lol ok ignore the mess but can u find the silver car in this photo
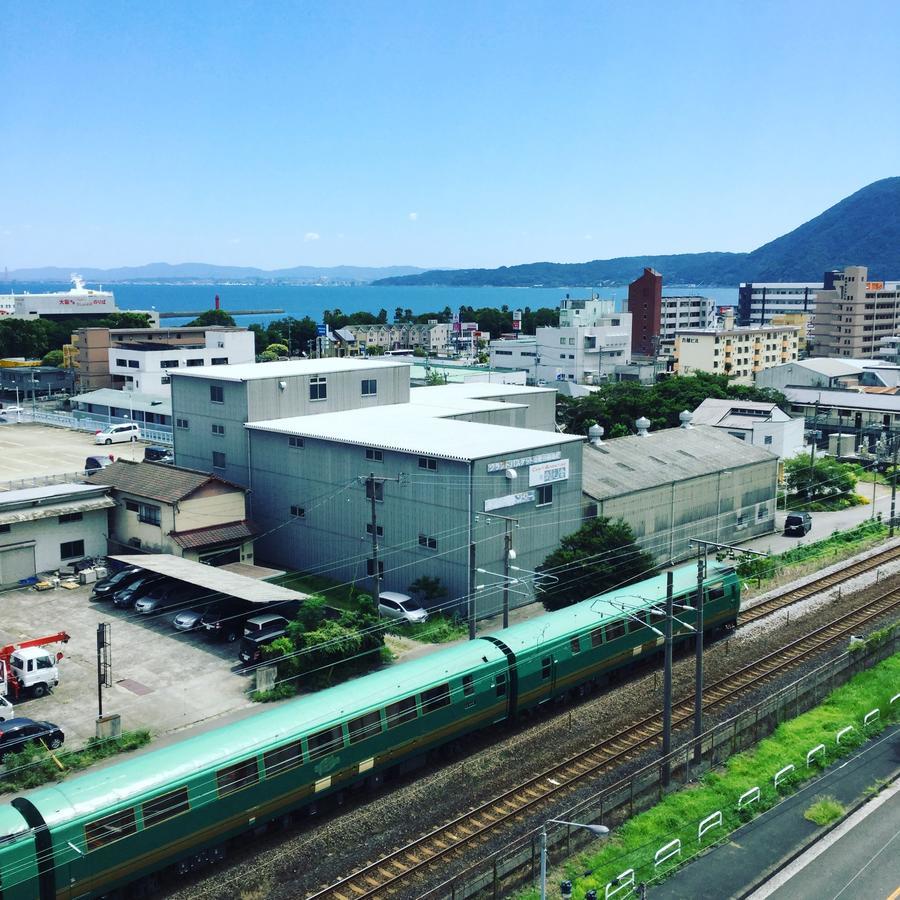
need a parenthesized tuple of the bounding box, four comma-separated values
(172, 608, 206, 632)
(378, 591, 428, 624)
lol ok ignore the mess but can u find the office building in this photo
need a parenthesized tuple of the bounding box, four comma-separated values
(627, 267, 663, 355)
(737, 279, 824, 328)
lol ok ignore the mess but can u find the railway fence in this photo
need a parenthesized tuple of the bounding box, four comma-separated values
(423, 629, 900, 900)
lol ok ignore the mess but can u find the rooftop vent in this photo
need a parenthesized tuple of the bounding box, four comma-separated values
(588, 423, 604, 446)
(636, 416, 650, 437)
(680, 410, 694, 429)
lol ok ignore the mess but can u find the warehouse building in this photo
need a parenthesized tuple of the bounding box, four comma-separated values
(582, 424, 778, 564)
(246, 405, 584, 613)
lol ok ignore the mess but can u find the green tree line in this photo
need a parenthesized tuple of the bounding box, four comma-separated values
(0, 312, 152, 361)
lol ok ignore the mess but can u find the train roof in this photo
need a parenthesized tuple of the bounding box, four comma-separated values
(485, 562, 735, 656)
(21, 639, 508, 826)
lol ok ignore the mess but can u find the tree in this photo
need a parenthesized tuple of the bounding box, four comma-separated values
(41, 349, 64, 367)
(186, 309, 236, 327)
(538, 517, 655, 611)
(784, 455, 858, 504)
(265, 343, 289, 356)
(408, 575, 447, 606)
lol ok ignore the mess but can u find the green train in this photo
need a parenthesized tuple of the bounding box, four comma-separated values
(0, 562, 739, 899)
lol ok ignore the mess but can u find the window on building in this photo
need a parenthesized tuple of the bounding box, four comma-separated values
(365, 448, 383, 462)
(216, 759, 259, 797)
(418, 456, 437, 471)
(210, 385, 224, 403)
(124, 499, 139, 512)
(289, 436, 303, 448)
(536, 484, 553, 507)
(0, 524, 10, 534)
(176, 417, 189, 429)
(290, 505, 305, 518)
(309, 376, 327, 401)
(115, 358, 127, 367)
(212, 451, 226, 469)
(361, 379, 377, 396)
(160, 376, 171, 386)
(139, 504, 161, 526)
(418, 534, 437, 550)
(211, 357, 228, 365)
(160, 359, 179, 369)
(186, 359, 203, 367)
(365, 480, 384, 501)
(366, 558, 384, 576)
(366, 523, 384, 536)
(60, 539, 85, 560)
(211, 423, 225, 436)
(764, 435, 773, 445)
(58, 512, 83, 524)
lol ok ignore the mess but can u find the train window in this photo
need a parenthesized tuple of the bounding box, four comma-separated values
(570, 636, 581, 654)
(85, 808, 137, 850)
(216, 759, 259, 797)
(263, 740, 304, 777)
(349, 711, 382, 744)
(463, 674, 475, 696)
(141, 787, 190, 829)
(386, 696, 418, 728)
(496, 672, 507, 697)
(590, 628, 603, 648)
(706, 582, 725, 603)
(541, 657, 552, 679)
(605, 620, 626, 641)
(308, 726, 344, 760)
(628, 612, 648, 634)
(421, 683, 451, 714)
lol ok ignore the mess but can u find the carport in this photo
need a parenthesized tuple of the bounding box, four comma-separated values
(109, 554, 310, 604)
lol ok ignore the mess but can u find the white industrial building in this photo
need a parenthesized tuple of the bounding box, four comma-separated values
(690, 399, 806, 458)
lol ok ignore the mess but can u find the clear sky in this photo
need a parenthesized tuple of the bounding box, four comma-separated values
(2, 0, 899, 271)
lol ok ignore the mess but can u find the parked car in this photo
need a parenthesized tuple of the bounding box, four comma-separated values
(91, 566, 142, 601)
(0, 718, 64, 762)
(0, 405, 24, 420)
(172, 605, 212, 633)
(200, 597, 256, 642)
(112, 573, 162, 609)
(95, 423, 140, 445)
(378, 591, 428, 624)
(783, 512, 812, 536)
(0, 696, 15, 723)
(134, 581, 206, 616)
(238, 615, 290, 667)
(84, 454, 115, 474)
(143, 445, 174, 464)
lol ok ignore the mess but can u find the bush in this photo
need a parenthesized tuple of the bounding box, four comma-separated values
(804, 796, 844, 825)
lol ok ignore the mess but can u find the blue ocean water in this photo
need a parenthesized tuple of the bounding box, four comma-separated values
(0, 282, 739, 327)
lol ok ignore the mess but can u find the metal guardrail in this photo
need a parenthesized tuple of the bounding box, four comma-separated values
(0, 471, 87, 492)
(26, 410, 173, 445)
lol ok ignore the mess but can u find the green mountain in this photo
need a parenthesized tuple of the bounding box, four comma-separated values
(374, 177, 900, 287)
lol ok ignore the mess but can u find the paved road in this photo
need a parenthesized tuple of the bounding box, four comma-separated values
(751, 778, 900, 900)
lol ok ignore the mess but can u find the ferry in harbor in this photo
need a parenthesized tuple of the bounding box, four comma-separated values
(0, 274, 118, 319)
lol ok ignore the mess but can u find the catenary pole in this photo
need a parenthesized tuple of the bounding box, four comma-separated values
(662, 570, 673, 786)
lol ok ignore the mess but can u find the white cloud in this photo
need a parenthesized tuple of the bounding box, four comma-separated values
(408, 212, 418, 221)
(304, 232, 320, 242)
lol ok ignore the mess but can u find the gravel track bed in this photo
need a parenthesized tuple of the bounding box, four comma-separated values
(169, 574, 900, 900)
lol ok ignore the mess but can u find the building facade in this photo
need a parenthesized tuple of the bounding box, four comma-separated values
(737, 279, 824, 329)
(627, 267, 663, 356)
(689, 399, 806, 458)
(660, 296, 716, 341)
(346, 322, 451, 354)
(70, 388, 173, 432)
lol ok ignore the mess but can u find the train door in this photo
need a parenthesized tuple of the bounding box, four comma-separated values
(540, 654, 558, 701)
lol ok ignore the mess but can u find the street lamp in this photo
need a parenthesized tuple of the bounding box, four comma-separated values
(540, 819, 609, 900)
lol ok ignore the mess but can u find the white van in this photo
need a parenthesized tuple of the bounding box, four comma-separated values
(95, 423, 141, 445)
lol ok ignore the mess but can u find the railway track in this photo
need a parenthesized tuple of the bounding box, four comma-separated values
(311, 588, 900, 899)
(739, 540, 900, 626)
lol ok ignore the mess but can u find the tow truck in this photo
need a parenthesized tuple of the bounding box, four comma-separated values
(0, 632, 70, 700)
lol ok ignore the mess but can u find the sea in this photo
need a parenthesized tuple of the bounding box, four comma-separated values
(0, 282, 740, 328)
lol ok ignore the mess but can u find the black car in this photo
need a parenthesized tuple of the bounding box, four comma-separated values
(202, 598, 299, 643)
(91, 566, 143, 601)
(84, 454, 115, 475)
(112, 573, 164, 609)
(144, 446, 174, 464)
(238, 615, 291, 666)
(784, 512, 812, 536)
(0, 718, 65, 762)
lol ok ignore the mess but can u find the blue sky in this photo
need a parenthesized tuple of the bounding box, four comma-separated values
(2, 0, 899, 270)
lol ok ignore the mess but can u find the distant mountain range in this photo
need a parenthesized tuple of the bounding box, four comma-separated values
(374, 177, 900, 287)
(3, 263, 428, 284)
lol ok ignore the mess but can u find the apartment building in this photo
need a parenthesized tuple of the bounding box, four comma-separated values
(812, 265, 900, 359)
(737, 280, 824, 329)
(346, 322, 450, 354)
(627, 267, 663, 355)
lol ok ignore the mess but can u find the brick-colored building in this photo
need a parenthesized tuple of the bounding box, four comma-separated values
(627, 267, 663, 356)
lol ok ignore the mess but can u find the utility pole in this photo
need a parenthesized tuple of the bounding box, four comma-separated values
(362, 472, 404, 601)
(503, 526, 513, 629)
(891, 433, 898, 538)
(96, 622, 111, 719)
(662, 570, 673, 786)
(468, 541, 477, 640)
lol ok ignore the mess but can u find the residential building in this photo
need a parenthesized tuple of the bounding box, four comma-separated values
(673, 314, 799, 384)
(660, 296, 716, 343)
(0, 483, 114, 586)
(582, 424, 778, 564)
(86, 460, 255, 564)
(813, 265, 900, 359)
(169, 358, 413, 487)
(627, 267, 663, 355)
(488, 336, 539, 378)
(689, 399, 805, 458)
(346, 322, 451, 354)
(737, 279, 824, 329)
(70, 388, 172, 432)
(246, 404, 584, 610)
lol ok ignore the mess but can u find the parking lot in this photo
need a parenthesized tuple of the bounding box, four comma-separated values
(0, 421, 150, 482)
(0, 579, 254, 747)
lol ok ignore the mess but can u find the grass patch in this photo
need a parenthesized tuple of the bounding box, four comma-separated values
(738, 520, 888, 597)
(804, 795, 844, 825)
(389, 614, 468, 644)
(266, 570, 361, 610)
(0, 729, 151, 794)
(518, 649, 900, 899)
(251, 684, 297, 703)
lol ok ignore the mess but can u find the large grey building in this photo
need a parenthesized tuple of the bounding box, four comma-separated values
(246, 405, 584, 612)
(582, 425, 779, 564)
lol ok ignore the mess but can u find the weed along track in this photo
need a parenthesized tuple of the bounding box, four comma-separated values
(309, 589, 900, 899)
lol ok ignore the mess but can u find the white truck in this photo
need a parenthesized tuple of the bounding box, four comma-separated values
(0, 632, 69, 701)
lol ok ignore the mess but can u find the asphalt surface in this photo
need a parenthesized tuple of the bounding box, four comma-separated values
(649, 725, 900, 900)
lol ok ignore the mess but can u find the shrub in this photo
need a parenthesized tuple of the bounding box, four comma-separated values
(804, 796, 844, 826)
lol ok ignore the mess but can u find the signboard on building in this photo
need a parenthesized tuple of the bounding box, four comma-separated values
(529, 458, 570, 486)
(512, 309, 522, 331)
(487, 450, 561, 473)
(485, 490, 535, 512)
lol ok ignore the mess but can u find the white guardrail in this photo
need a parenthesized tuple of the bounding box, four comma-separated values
(26, 410, 173, 445)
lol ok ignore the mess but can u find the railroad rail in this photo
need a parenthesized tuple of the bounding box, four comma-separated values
(740, 540, 900, 626)
(311, 588, 900, 899)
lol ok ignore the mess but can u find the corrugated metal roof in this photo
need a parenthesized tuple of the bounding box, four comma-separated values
(169, 520, 258, 550)
(86, 460, 244, 503)
(109, 554, 310, 604)
(794, 358, 863, 377)
(582, 425, 777, 500)
(784, 387, 900, 412)
(69, 388, 172, 415)
(411, 383, 555, 399)
(691, 398, 784, 425)
(0, 495, 115, 526)
(247, 405, 582, 461)
(169, 357, 409, 382)
(0, 482, 110, 507)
